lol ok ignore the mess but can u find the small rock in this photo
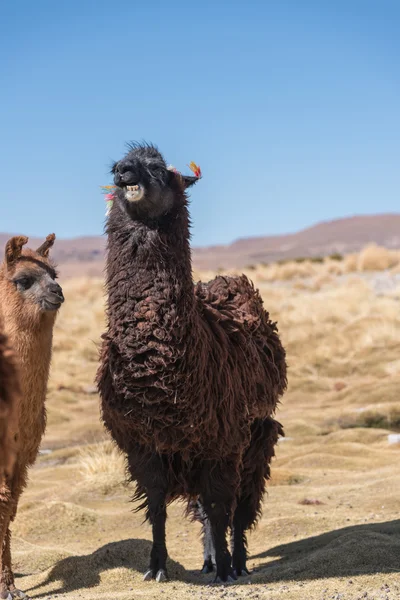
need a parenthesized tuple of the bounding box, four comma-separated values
(82, 385, 98, 395)
(334, 381, 347, 392)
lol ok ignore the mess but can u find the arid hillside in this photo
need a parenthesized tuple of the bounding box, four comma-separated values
(7, 248, 400, 600)
(2, 213, 400, 276)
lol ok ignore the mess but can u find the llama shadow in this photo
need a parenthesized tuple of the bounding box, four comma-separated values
(24, 520, 400, 595)
(25, 538, 185, 598)
(249, 519, 400, 583)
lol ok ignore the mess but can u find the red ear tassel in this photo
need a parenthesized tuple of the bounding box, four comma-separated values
(189, 161, 202, 178)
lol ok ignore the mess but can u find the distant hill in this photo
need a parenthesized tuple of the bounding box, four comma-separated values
(1, 214, 400, 277)
(192, 214, 400, 270)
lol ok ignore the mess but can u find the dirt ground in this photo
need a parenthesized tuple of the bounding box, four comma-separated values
(9, 268, 400, 600)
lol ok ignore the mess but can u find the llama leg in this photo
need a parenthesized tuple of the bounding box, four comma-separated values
(201, 515, 215, 574)
(231, 499, 252, 577)
(142, 488, 168, 582)
(192, 500, 215, 573)
(1, 465, 28, 598)
(200, 463, 239, 584)
(231, 418, 281, 577)
(130, 452, 169, 583)
(201, 497, 236, 583)
(0, 529, 28, 599)
(0, 480, 13, 600)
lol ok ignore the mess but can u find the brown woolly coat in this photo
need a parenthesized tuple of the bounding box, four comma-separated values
(98, 182, 287, 481)
(0, 322, 19, 483)
(0, 251, 57, 468)
(0, 237, 60, 597)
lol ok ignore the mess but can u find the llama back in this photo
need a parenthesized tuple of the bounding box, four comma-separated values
(195, 274, 287, 413)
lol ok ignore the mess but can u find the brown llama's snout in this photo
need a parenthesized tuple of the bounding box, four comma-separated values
(43, 280, 64, 310)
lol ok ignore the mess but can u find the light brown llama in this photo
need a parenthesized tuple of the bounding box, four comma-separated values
(0, 234, 64, 600)
(0, 318, 19, 485)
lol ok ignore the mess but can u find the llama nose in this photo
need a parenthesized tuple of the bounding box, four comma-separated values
(120, 171, 138, 185)
(49, 282, 64, 303)
(114, 171, 138, 187)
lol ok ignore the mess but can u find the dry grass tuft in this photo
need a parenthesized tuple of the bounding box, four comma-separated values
(239, 244, 400, 284)
(78, 442, 127, 494)
(333, 407, 400, 432)
(357, 244, 400, 272)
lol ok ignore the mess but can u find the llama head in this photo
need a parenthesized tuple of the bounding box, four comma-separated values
(111, 142, 199, 220)
(1, 234, 64, 318)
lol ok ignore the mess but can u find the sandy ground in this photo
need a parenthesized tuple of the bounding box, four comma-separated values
(9, 269, 400, 600)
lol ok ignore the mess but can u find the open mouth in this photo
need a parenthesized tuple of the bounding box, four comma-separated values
(125, 184, 145, 203)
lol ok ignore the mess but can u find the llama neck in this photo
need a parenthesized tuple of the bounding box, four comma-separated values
(1, 310, 54, 405)
(106, 201, 195, 344)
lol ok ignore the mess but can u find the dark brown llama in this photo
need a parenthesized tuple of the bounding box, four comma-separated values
(97, 143, 287, 584)
(0, 234, 64, 599)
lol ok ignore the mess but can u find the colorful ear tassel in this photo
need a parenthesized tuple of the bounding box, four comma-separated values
(101, 186, 116, 216)
(189, 161, 202, 178)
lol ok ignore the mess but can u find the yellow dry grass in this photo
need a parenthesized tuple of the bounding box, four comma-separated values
(78, 441, 127, 495)
(218, 244, 400, 284)
(9, 256, 400, 600)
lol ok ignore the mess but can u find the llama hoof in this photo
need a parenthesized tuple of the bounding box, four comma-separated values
(233, 567, 251, 577)
(213, 571, 237, 584)
(143, 569, 168, 582)
(8, 592, 29, 600)
(200, 559, 214, 574)
(155, 569, 168, 582)
(143, 569, 156, 581)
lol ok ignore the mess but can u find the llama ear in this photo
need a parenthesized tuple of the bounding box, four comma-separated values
(36, 233, 56, 258)
(181, 175, 199, 189)
(5, 236, 28, 267)
(167, 166, 200, 190)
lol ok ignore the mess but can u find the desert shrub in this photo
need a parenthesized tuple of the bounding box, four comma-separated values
(310, 256, 324, 264)
(78, 442, 127, 494)
(343, 253, 358, 273)
(357, 244, 400, 272)
(335, 408, 400, 432)
(287, 474, 306, 485)
(329, 253, 344, 261)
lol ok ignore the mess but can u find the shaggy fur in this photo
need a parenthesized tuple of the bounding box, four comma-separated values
(0, 322, 19, 485)
(0, 235, 64, 599)
(97, 143, 287, 583)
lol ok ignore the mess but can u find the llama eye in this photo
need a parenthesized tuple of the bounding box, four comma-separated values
(15, 277, 34, 291)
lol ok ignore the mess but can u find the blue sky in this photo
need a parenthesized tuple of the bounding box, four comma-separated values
(1, 0, 399, 246)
